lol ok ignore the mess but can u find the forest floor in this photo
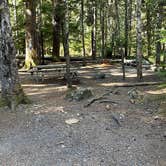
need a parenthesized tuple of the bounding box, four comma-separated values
(0, 63, 166, 166)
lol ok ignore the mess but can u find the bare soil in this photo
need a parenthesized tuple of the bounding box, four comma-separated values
(0, 64, 166, 166)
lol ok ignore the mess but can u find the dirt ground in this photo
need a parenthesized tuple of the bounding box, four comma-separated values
(0, 64, 166, 166)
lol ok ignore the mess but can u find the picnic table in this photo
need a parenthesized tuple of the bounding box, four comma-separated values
(30, 64, 78, 82)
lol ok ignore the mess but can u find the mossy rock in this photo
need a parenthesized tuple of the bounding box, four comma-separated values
(128, 88, 144, 104)
(66, 87, 93, 101)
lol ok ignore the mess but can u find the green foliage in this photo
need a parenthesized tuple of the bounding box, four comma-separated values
(157, 70, 166, 81)
(8, 0, 165, 60)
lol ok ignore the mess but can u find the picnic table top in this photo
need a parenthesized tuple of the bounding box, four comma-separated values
(33, 64, 66, 70)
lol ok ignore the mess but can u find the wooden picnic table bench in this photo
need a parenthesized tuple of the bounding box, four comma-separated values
(30, 64, 78, 82)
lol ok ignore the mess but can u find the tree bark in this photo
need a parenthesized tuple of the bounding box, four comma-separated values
(128, 0, 132, 57)
(100, 0, 105, 58)
(25, 0, 39, 69)
(52, 0, 61, 60)
(61, 0, 72, 88)
(124, 0, 128, 58)
(114, 0, 120, 56)
(136, 0, 143, 81)
(155, 3, 162, 68)
(146, 2, 152, 57)
(81, 0, 86, 65)
(91, 0, 97, 60)
(0, 0, 27, 109)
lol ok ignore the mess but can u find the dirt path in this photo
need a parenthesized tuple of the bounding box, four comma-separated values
(0, 64, 166, 166)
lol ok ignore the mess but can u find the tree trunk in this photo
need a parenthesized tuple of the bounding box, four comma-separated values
(155, 3, 162, 68)
(62, 0, 72, 88)
(91, 0, 96, 60)
(100, 1, 105, 58)
(25, 0, 39, 69)
(128, 0, 132, 57)
(0, 0, 27, 109)
(35, 0, 42, 63)
(146, 2, 152, 57)
(114, 0, 120, 56)
(136, 0, 143, 81)
(121, 48, 125, 80)
(52, 0, 61, 60)
(81, 0, 86, 65)
(124, 0, 128, 58)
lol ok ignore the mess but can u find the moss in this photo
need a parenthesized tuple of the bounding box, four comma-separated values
(157, 102, 166, 117)
(0, 98, 8, 107)
(157, 71, 166, 81)
(15, 92, 31, 106)
(0, 91, 31, 110)
(158, 83, 166, 89)
(158, 109, 166, 117)
(144, 94, 166, 103)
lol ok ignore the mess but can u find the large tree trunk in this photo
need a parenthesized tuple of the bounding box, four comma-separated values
(35, 0, 42, 63)
(136, 0, 143, 81)
(0, 0, 27, 109)
(52, 0, 61, 60)
(100, 0, 105, 58)
(124, 0, 128, 58)
(62, 0, 72, 88)
(146, 2, 152, 58)
(91, 0, 97, 60)
(128, 0, 132, 57)
(155, 3, 162, 68)
(81, 0, 86, 65)
(25, 0, 39, 69)
(114, 0, 120, 56)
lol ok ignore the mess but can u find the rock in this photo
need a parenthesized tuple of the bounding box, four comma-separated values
(65, 118, 79, 125)
(94, 72, 106, 79)
(66, 88, 93, 101)
(128, 88, 139, 99)
(130, 99, 135, 104)
(154, 116, 159, 120)
(128, 88, 143, 104)
(119, 113, 125, 120)
(105, 104, 111, 110)
(64, 72, 79, 81)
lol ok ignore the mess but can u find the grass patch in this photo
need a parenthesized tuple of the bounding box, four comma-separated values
(158, 83, 166, 89)
(157, 70, 166, 81)
(145, 94, 166, 103)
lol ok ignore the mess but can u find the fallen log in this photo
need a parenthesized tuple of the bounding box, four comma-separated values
(102, 81, 165, 88)
(99, 100, 118, 104)
(84, 96, 107, 107)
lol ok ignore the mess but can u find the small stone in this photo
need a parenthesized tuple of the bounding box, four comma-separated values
(61, 144, 66, 148)
(106, 104, 111, 110)
(105, 127, 110, 131)
(65, 118, 80, 125)
(119, 113, 125, 119)
(130, 99, 135, 104)
(154, 116, 159, 120)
